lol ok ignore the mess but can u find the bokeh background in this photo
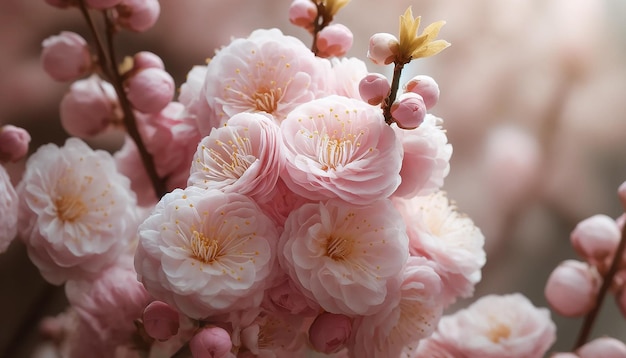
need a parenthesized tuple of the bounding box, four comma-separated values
(2, 0, 626, 356)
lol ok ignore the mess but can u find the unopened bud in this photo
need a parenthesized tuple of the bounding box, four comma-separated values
(115, 0, 160, 32)
(367, 33, 399, 65)
(133, 51, 165, 71)
(358, 73, 390, 105)
(189, 326, 232, 358)
(41, 31, 92, 82)
(289, 0, 317, 32)
(142, 301, 179, 341)
(405, 75, 440, 109)
(390, 92, 427, 130)
(570, 214, 620, 271)
(316, 24, 353, 58)
(577, 337, 626, 358)
(125, 67, 174, 114)
(544, 260, 600, 317)
(308, 312, 352, 354)
(0, 125, 30, 163)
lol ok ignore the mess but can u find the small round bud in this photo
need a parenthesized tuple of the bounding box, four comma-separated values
(60, 74, 119, 138)
(390, 92, 427, 130)
(41, 31, 92, 82)
(367, 33, 399, 65)
(405, 75, 440, 109)
(289, 0, 317, 32)
(316, 23, 353, 58)
(358, 73, 390, 105)
(577, 337, 626, 358)
(308, 312, 352, 354)
(142, 301, 179, 341)
(570, 214, 620, 271)
(544, 260, 600, 317)
(189, 326, 232, 358)
(125, 67, 174, 114)
(0, 125, 31, 163)
(115, 0, 160, 32)
(85, 0, 122, 9)
(133, 51, 165, 71)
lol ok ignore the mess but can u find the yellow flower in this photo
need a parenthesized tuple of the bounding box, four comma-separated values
(398, 6, 450, 62)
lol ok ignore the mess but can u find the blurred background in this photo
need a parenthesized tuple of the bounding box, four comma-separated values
(1, 0, 626, 356)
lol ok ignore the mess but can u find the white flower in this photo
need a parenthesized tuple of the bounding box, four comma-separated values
(0, 165, 18, 252)
(17, 138, 139, 284)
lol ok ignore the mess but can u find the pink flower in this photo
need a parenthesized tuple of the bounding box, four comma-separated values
(0, 124, 31, 163)
(188, 112, 284, 203)
(264, 274, 320, 316)
(393, 191, 486, 307)
(135, 186, 278, 319)
(179, 65, 215, 136)
(202, 28, 325, 126)
(350, 256, 443, 358)
(41, 31, 92, 82)
(240, 310, 308, 356)
(64, 256, 152, 347)
(327, 57, 369, 99)
(392, 114, 452, 197)
(17, 138, 139, 284)
(281, 95, 402, 205)
(415, 293, 556, 358)
(256, 177, 312, 227)
(142, 301, 180, 341)
(309, 312, 352, 354)
(577, 337, 626, 358)
(279, 199, 408, 316)
(0, 165, 18, 252)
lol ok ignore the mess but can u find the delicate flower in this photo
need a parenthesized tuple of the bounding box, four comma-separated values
(179, 65, 215, 135)
(392, 114, 452, 198)
(256, 177, 312, 228)
(281, 95, 402, 204)
(188, 112, 284, 203)
(397, 6, 450, 62)
(64, 255, 152, 348)
(393, 191, 486, 307)
(328, 57, 369, 99)
(0, 165, 18, 252)
(18, 138, 139, 284)
(279, 199, 408, 316)
(414, 293, 556, 358)
(544, 260, 600, 317)
(203, 28, 325, 126)
(263, 274, 320, 316)
(240, 310, 308, 356)
(135, 186, 278, 318)
(0, 124, 31, 163)
(350, 256, 443, 358)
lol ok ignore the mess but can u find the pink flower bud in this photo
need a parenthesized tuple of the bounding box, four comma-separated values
(570, 214, 620, 271)
(0, 125, 30, 163)
(577, 337, 626, 358)
(358, 73, 390, 105)
(405, 75, 440, 109)
(142, 301, 179, 341)
(390, 92, 427, 130)
(125, 67, 174, 113)
(189, 326, 232, 358)
(59, 74, 119, 138)
(85, 0, 122, 9)
(308, 312, 352, 354)
(133, 51, 165, 71)
(115, 0, 160, 32)
(544, 260, 600, 317)
(367, 33, 399, 65)
(41, 31, 92, 82)
(316, 24, 353, 58)
(289, 0, 317, 32)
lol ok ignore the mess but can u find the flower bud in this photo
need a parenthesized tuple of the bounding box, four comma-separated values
(316, 24, 353, 58)
(189, 326, 232, 358)
(142, 301, 179, 341)
(570, 214, 620, 270)
(115, 0, 160, 32)
(85, 0, 122, 9)
(308, 312, 352, 354)
(133, 51, 165, 71)
(405, 75, 440, 109)
(0, 125, 31, 163)
(60, 74, 119, 138)
(577, 337, 626, 358)
(125, 67, 174, 114)
(358, 73, 390, 105)
(544, 260, 600, 317)
(367, 33, 399, 65)
(41, 31, 92, 82)
(289, 0, 317, 32)
(390, 92, 427, 130)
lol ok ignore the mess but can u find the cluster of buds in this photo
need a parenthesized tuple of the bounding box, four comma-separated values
(358, 7, 448, 130)
(288, 0, 353, 57)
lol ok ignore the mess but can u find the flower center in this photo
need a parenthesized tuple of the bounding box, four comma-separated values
(487, 322, 511, 343)
(252, 86, 282, 113)
(55, 195, 87, 222)
(207, 135, 254, 180)
(317, 131, 363, 171)
(190, 230, 221, 263)
(325, 236, 354, 261)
